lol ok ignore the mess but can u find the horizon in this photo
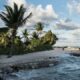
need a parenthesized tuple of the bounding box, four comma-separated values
(0, 0, 80, 47)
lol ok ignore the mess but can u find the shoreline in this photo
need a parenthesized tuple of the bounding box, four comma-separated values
(0, 49, 80, 79)
(0, 49, 80, 71)
(0, 50, 65, 69)
(0, 50, 60, 68)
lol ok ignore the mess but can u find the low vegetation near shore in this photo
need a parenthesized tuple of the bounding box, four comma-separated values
(0, 28, 58, 55)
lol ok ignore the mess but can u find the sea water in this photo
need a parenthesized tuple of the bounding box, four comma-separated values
(7, 53, 80, 80)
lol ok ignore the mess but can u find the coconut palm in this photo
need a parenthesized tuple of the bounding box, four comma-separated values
(22, 29, 30, 46)
(35, 22, 44, 31)
(0, 3, 32, 56)
(23, 29, 28, 39)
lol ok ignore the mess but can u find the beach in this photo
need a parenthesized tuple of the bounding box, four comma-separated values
(0, 49, 80, 80)
(0, 49, 70, 69)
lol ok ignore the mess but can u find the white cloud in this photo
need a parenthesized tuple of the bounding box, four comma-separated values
(51, 18, 80, 47)
(27, 4, 58, 27)
(54, 29, 80, 47)
(53, 19, 80, 30)
(0, 19, 5, 27)
(7, 0, 58, 27)
(76, 3, 80, 13)
(7, 0, 27, 8)
(67, 0, 80, 14)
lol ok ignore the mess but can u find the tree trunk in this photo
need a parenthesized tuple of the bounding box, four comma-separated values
(8, 29, 16, 57)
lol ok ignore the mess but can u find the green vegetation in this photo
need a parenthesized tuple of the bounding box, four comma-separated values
(0, 28, 58, 55)
(35, 22, 44, 31)
(0, 3, 32, 56)
(0, 3, 58, 55)
(41, 30, 58, 45)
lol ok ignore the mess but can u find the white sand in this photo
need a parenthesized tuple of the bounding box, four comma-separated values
(0, 50, 69, 68)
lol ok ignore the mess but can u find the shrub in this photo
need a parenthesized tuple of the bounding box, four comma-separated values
(27, 39, 42, 50)
(41, 30, 58, 45)
(0, 29, 58, 55)
(32, 32, 39, 39)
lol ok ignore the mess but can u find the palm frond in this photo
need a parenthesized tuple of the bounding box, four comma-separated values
(0, 3, 32, 28)
(2, 12, 7, 16)
(0, 14, 9, 23)
(14, 3, 18, 15)
(4, 5, 13, 17)
(20, 12, 32, 26)
(17, 5, 26, 22)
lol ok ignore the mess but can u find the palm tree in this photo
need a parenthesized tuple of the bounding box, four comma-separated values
(23, 29, 28, 39)
(22, 29, 30, 46)
(35, 22, 44, 31)
(42, 30, 58, 45)
(0, 3, 32, 56)
(32, 32, 39, 39)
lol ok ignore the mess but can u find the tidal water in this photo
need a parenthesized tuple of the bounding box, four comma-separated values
(8, 53, 80, 80)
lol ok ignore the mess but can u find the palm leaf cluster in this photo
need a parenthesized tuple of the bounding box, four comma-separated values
(0, 3, 32, 29)
(35, 22, 44, 31)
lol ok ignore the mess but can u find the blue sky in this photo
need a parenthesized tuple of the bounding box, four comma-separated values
(26, 0, 80, 23)
(0, 0, 80, 47)
(0, 0, 5, 10)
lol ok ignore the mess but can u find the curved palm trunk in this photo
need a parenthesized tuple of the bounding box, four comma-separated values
(8, 29, 16, 57)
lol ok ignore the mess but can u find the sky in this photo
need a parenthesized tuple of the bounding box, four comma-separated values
(0, 0, 80, 47)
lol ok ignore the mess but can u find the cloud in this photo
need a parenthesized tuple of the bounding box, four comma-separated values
(51, 18, 80, 47)
(54, 29, 80, 47)
(67, 0, 80, 14)
(53, 19, 80, 30)
(0, 19, 5, 28)
(7, 0, 27, 7)
(7, 0, 58, 27)
(27, 4, 58, 26)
